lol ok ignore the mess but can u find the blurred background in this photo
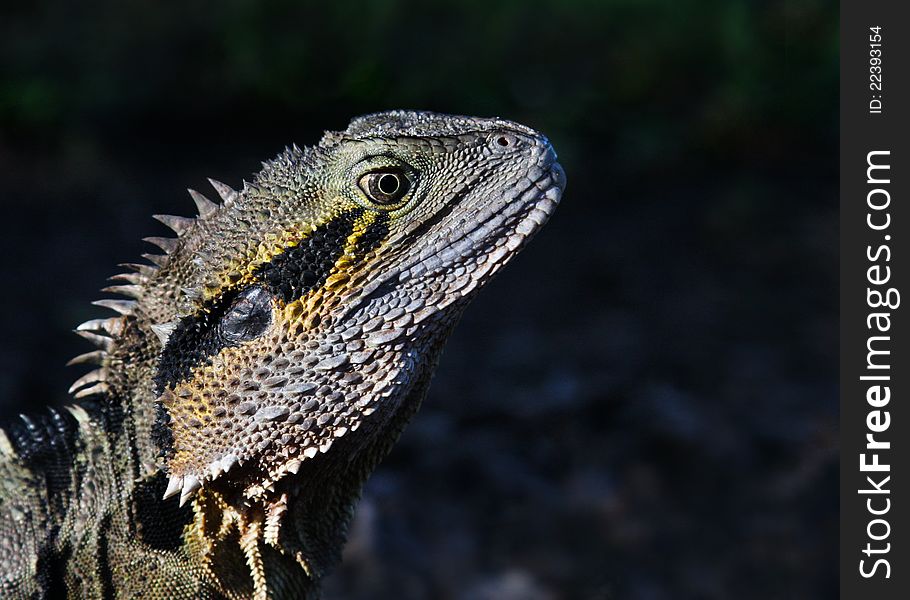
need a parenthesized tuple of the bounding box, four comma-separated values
(0, 1, 837, 598)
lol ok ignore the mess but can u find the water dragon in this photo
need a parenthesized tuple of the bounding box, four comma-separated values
(0, 111, 565, 599)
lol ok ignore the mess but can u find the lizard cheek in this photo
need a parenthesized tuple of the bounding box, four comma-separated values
(154, 332, 282, 483)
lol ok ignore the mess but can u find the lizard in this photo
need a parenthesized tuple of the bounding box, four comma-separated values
(0, 110, 565, 599)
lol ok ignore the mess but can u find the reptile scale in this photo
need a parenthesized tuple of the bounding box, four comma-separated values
(0, 111, 565, 599)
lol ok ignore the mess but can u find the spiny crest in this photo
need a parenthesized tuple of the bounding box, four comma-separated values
(251, 143, 314, 191)
(67, 178, 241, 398)
(262, 144, 308, 172)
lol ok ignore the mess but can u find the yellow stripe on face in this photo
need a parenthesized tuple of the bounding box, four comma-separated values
(282, 210, 391, 327)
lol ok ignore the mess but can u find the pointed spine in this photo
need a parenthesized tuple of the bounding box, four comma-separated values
(153, 214, 195, 236)
(150, 321, 178, 346)
(68, 369, 106, 394)
(179, 475, 201, 506)
(241, 180, 261, 195)
(188, 189, 218, 218)
(91, 299, 136, 315)
(163, 475, 182, 500)
(208, 178, 239, 204)
(141, 253, 169, 268)
(143, 236, 179, 254)
(75, 330, 114, 351)
(66, 350, 106, 366)
(119, 262, 158, 278)
(73, 382, 109, 399)
(76, 317, 123, 336)
(101, 284, 144, 299)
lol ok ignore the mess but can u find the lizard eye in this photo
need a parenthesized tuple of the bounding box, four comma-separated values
(358, 170, 411, 205)
(220, 286, 273, 344)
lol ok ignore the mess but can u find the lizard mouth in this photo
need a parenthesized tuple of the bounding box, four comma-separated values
(504, 160, 565, 247)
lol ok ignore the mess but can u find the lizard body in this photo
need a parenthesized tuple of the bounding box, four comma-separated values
(0, 111, 565, 599)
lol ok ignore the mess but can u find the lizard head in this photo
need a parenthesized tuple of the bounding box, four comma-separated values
(72, 111, 565, 514)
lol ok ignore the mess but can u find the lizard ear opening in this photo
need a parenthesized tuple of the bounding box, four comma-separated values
(220, 286, 273, 344)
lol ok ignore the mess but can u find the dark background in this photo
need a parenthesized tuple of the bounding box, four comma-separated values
(0, 1, 837, 598)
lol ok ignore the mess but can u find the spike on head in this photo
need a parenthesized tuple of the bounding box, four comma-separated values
(189, 188, 218, 218)
(92, 299, 137, 315)
(66, 350, 106, 367)
(74, 330, 114, 351)
(154, 214, 195, 236)
(143, 236, 179, 254)
(208, 178, 239, 204)
(119, 262, 158, 278)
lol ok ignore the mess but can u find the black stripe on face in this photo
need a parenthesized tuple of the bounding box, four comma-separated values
(152, 401, 174, 460)
(254, 209, 363, 302)
(153, 288, 242, 395)
(356, 212, 390, 256)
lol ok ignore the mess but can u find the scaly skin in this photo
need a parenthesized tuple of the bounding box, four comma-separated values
(0, 111, 565, 599)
